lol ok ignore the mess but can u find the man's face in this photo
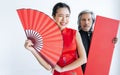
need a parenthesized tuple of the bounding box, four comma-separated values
(79, 13, 93, 31)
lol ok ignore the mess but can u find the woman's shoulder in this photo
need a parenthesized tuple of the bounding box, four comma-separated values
(66, 28, 77, 35)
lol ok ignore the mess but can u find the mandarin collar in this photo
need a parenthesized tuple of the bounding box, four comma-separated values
(61, 27, 67, 33)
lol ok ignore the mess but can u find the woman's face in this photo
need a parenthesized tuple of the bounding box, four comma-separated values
(80, 13, 93, 31)
(53, 7, 70, 30)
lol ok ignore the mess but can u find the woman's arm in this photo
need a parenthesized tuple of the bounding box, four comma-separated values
(24, 40, 52, 71)
(55, 31, 87, 72)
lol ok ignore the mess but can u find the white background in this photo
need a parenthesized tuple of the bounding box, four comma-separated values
(0, 0, 120, 75)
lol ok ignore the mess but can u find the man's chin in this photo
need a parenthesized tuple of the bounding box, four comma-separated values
(82, 29, 90, 32)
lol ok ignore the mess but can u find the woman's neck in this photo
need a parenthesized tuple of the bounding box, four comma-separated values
(60, 27, 66, 31)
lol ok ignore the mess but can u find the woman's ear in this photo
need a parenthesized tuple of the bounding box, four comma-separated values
(52, 15, 55, 19)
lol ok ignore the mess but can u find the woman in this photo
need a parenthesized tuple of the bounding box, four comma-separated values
(24, 2, 87, 75)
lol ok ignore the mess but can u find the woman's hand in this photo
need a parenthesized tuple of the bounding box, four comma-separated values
(24, 39, 52, 71)
(54, 65, 64, 72)
(24, 39, 35, 51)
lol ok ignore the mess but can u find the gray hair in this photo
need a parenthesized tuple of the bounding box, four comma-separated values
(77, 10, 95, 31)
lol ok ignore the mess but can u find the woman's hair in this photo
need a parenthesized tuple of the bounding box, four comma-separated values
(77, 10, 95, 31)
(52, 2, 71, 16)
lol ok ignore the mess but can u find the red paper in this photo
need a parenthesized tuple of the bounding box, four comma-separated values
(84, 15, 119, 75)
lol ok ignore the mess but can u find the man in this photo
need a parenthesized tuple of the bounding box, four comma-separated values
(77, 10, 118, 73)
(77, 10, 95, 73)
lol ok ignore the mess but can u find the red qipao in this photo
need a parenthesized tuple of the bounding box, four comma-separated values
(53, 28, 83, 75)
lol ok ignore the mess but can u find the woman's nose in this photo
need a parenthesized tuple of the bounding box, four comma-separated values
(62, 17, 66, 22)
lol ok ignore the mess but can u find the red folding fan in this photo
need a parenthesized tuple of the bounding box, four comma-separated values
(17, 8, 63, 67)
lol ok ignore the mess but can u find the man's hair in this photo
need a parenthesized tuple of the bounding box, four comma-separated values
(77, 10, 95, 31)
